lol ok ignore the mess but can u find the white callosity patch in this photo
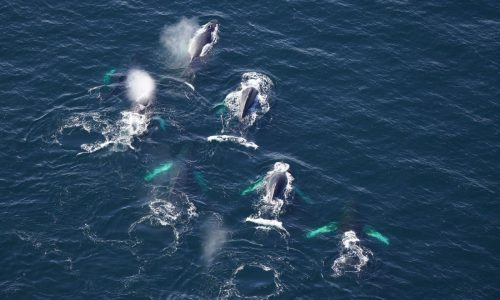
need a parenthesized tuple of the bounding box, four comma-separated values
(126, 69, 156, 107)
(224, 72, 273, 128)
(332, 230, 373, 277)
(244, 217, 287, 234)
(245, 162, 293, 235)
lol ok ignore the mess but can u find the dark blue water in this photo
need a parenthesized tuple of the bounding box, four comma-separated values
(1, 1, 500, 299)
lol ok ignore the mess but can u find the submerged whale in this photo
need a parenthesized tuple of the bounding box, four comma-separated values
(266, 171, 288, 200)
(188, 20, 219, 62)
(239, 86, 259, 120)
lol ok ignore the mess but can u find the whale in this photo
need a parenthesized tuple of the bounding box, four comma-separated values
(188, 20, 219, 62)
(265, 171, 288, 200)
(239, 86, 259, 119)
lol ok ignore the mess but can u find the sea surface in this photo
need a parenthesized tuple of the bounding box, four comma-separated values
(1, 0, 499, 299)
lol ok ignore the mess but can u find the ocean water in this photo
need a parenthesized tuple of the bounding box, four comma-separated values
(1, 0, 500, 299)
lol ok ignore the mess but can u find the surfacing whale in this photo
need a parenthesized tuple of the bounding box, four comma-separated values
(239, 86, 259, 120)
(188, 20, 219, 62)
(266, 171, 288, 200)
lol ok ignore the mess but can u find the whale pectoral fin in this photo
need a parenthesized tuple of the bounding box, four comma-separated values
(241, 176, 265, 196)
(103, 69, 116, 85)
(364, 226, 390, 245)
(193, 170, 208, 192)
(212, 102, 227, 116)
(200, 43, 213, 57)
(295, 186, 313, 204)
(216, 106, 227, 116)
(212, 101, 225, 110)
(152, 116, 167, 130)
(306, 222, 337, 238)
(144, 161, 175, 182)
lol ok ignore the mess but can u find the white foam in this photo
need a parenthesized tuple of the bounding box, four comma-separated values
(219, 263, 283, 299)
(183, 81, 195, 91)
(128, 192, 198, 255)
(223, 72, 273, 128)
(207, 135, 258, 149)
(332, 230, 373, 277)
(245, 217, 288, 235)
(63, 110, 149, 154)
(126, 69, 156, 106)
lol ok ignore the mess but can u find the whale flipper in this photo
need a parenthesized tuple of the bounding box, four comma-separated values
(364, 226, 390, 245)
(241, 176, 265, 196)
(306, 222, 338, 238)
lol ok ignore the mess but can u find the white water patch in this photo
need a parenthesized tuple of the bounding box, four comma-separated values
(207, 135, 258, 149)
(128, 192, 198, 255)
(245, 217, 289, 235)
(246, 162, 293, 235)
(126, 69, 156, 107)
(60, 110, 150, 153)
(219, 263, 283, 299)
(160, 17, 199, 67)
(223, 72, 273, 128)
(332, 230, 373, 277)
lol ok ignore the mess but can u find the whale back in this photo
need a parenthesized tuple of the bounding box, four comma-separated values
(239, 86, 259, 119)
(189, 21, 218, 61)
(266, 172, 288, 200)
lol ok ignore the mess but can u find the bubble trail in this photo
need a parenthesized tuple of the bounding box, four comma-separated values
(306, 222, 337, 238)
(144, 162, 174, 182)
